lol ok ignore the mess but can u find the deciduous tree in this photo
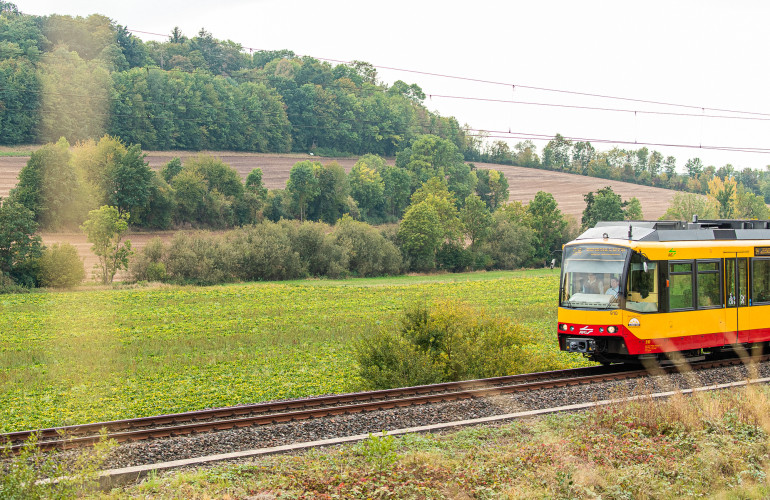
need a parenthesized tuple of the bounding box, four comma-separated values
(0, 197, 41, 287)
(287, 160, 320, 221)
(81, 205, 132, 284)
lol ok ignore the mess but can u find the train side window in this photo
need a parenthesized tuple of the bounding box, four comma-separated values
(752, 258, 770, 304)
(669, 261, 694, 310)
(626, 253, 659, 313)
(696, 260, 721, 308)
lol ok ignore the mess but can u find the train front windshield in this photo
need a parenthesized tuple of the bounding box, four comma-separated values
(560, 244, 629, 309)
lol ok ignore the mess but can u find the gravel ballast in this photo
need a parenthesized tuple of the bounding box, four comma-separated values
(98, 360, 770, 470)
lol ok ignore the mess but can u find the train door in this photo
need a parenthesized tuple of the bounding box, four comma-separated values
(725, 257, 750, 343)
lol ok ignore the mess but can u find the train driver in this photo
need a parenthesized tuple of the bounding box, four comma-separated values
(605, 276, 620, 297)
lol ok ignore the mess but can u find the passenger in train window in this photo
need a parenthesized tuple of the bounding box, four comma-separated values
(582, 273, 603, 294)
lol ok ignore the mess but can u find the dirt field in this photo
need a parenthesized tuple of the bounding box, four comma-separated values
(3, 151, 677, 281)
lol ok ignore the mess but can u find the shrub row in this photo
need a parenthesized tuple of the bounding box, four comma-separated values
(129, 217, 403, 285)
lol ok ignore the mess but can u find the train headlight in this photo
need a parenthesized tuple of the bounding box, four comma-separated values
(559, 323, 568, 331)
(607, 326, 618, 334)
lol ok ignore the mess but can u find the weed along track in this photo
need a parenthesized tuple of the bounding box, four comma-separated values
(4, 355, 770, 472)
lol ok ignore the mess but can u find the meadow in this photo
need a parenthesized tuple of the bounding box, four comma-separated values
(0, 269, 582, 433)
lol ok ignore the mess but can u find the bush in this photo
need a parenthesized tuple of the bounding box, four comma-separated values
(355, 328, 444, 390)
(334, 216, 403, 277)
(356, 300, 530, 389)
(228, 222, 305, 282)
(129, 237, 167, 282)
(0, 272, 28, 294)
(290, 221, 349, 278)
(436, 242, 473, 272)
(164, 231, 233, 285)
(38, 243, 85, 288)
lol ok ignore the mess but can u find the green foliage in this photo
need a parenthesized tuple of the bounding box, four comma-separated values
(460, 193, 492, 250)
(38, 243, 85, 288)
(245, 167, 267, 199)
(542, 133, 573, 171)
(475, 168, 509, 210)
(37, 46, 111, 144)
(165, 155, 254, 229)
(378, 163, 411, 220)
(0, 196, 41, 287)
(287, 160, 320, 221)
(528, 191, 569, 262)
(397, 201, 443, 271)
(356, 300, 530, 389)
(661, 192, 717, 220)
(349, 155, 385, 222)
(624, 196, 643, 220)
(734, 185, 770, 219)
(186, 155, 244, 199)
(130, 220, 403, 285)
(356, 431, 398, 470)
(0, 59, 40, 144)
(132, 173, 175, 229)
(263, 189, 290, 222)
(160, 157, 183, 183)
(581, 186, 641, 229)
(128, 236, 166, 282)
(484, 209, 537, 269)
(397, 135, 475, 202)
(0, 431, 115, 499)
(108, 143, 153, 216)
(436, 241, 474, 272)
(333, 215, 402, 277)
(11, 138, 84, 229)
(354, 327, 444, 390)
(308, 161, 349, 224)
(80, 205, 132, 284)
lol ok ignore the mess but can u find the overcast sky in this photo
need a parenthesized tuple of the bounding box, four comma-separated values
(17, 0, 770, 172)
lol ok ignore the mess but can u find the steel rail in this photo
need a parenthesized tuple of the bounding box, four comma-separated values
(3, 355, 765, 452)
(1, 364, 627, 446)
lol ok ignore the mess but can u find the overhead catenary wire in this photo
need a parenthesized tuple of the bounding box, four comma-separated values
(7, 24, 770, 157)
(125, 28, 770, 119)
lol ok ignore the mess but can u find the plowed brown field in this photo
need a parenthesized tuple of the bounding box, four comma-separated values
(1, 152, 676, 281)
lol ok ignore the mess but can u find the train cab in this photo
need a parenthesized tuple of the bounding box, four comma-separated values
(557, 219, 770, 364)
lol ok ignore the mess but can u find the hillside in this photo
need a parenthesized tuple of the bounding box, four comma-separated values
(0, 153, 676, 220)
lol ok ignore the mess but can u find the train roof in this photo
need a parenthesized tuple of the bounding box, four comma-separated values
(576, 219, 770, 242)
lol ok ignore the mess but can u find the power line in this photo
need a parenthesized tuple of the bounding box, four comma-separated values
(124, 27, 770, 119)
(5, 26, 770, 158)
(429, 94, 770, 123)
(466, 129, 770, 155)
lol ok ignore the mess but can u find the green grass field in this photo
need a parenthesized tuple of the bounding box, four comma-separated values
(0, 269, 582, 433)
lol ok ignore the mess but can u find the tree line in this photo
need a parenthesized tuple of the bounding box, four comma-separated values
(2, 131, 583, 289)
(0, 5, 465, 155)
(470, 134, 770, 215)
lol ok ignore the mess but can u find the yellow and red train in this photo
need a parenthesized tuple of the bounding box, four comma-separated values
(557, 219, 770, 364)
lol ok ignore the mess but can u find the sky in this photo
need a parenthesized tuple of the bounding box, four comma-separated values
(16, 0, 770, 173)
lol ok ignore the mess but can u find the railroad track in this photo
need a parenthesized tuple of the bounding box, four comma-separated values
(3, 355, 766, 453)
